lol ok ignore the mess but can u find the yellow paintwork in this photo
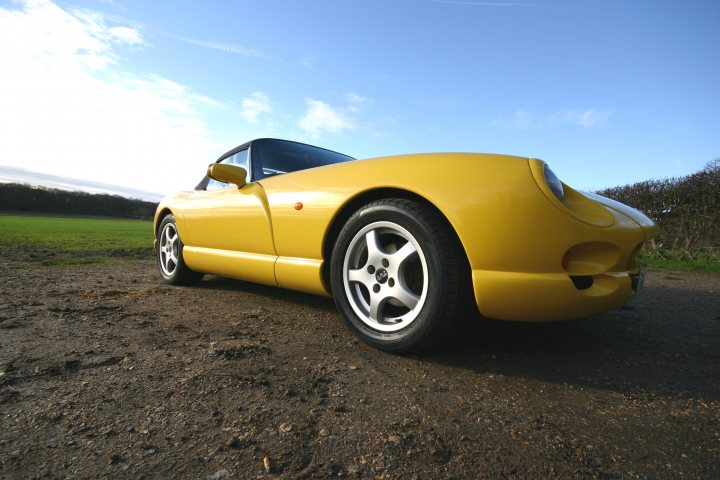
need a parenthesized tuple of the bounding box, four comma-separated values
(154, 152, 658, 322)
(207, 164, 247, 188)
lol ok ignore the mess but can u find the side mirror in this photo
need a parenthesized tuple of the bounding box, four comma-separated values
(207, 163, 247, 188)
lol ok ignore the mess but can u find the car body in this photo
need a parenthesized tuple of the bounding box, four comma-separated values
(154, 138, 658, 352)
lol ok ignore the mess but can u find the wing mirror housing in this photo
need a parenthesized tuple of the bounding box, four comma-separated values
(207, 163, 247, 188)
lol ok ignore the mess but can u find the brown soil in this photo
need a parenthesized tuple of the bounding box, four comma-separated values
(1, 247, 718, 479)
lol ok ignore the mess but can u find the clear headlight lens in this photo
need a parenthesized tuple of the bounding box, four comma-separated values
(543, 164, 565, 202)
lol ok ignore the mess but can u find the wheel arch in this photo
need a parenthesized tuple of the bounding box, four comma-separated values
(321, 188, 471, 294)
(154, 207, 174, 238)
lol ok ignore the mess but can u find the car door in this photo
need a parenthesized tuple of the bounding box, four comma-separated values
(180, 148, 278, 286)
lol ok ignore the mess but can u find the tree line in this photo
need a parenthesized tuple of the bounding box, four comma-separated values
(2, 161, 719, 260)
(0, 183, 157, 220)
(596, 160, 720, 259)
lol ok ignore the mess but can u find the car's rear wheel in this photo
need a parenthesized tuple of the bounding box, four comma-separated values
(330, 199, 463, 352)
(157, 214, 203, 285)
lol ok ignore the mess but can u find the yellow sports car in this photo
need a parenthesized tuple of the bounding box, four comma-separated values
(154, 138, 658, 352)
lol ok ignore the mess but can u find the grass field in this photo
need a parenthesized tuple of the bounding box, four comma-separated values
(0, 213, 154, 266)
(642, 251, 720, 274)
(1, 213, 718, 273)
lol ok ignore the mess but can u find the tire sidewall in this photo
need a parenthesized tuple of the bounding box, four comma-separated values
(157, 214, 184, 283)
(330, 202, 451, 351)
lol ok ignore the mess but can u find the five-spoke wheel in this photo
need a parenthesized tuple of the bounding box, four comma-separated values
(156, 214, 203, 285)
(331, 199, 463, 352)
(343, 221, 429, 332)
(159, 221, 180, 277)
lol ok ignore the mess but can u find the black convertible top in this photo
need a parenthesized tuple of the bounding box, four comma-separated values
(195, 138, 354, 190)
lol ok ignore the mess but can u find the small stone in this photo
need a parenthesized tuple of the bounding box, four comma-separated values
(225, 436, 240, 449)
(263, 456, 271, 473)
(319, 428, 330, 437)
(349, 365, 358, 370)
(209, 469, 230, 480)
(388, 434, 402, 445)
(279, 422, 292, 433)
(347, 463, 361, 474)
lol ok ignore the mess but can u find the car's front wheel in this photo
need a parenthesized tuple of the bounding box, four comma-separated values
(330, 199, 464, 352)
(157, 214, 203, 285)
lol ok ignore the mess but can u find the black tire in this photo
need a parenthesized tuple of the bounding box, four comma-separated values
(157, 214, 203, 285)
(330, 198, 464, 353)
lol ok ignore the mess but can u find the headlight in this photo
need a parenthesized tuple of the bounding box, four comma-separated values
(543, 164, 564, 202)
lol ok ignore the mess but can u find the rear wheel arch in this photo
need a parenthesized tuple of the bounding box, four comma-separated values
(155, 208, 174, 238)
(156, 213, 203, 285)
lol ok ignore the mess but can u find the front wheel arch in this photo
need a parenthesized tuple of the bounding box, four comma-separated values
(329, 198, 474, 352)
(322, 188, 471, 293)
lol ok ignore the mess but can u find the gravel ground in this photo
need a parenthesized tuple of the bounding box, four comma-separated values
(0, 246, 718, 479)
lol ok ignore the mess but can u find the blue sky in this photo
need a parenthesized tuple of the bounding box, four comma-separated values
(0, 0, 718, 195)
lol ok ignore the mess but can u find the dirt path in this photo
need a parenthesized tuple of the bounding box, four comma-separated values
(1, 250, 719, 479)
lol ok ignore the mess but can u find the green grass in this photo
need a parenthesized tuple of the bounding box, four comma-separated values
(642, 251, 720, 274)
(0, 214, 154, 265)
(2, 213, 718, 275)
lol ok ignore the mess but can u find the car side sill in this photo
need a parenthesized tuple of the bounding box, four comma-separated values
(183, 246, 277, 287)
(275, 257, 329, 296)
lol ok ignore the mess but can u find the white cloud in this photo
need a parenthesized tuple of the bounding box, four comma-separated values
(108, 26, 143, 45)
(345, 92, 367, 104)
(68, 7, 272, 58)
(298, 99, 355, 137)
(0, 0, 226, 195)
(164, 34, 271, 58)
(298, 56, 314, 68)
(241, 92, 272, 123)
(344, 92, 369, 113)
(492, 108, 613, 129)
(491, 109, 533, 129)
(549, 109, 613, 128)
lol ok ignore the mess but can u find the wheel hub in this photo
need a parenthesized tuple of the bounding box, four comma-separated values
(375, 268, 389, 284)
(342, 221, 429, 333)
(159, 223, 180, 277)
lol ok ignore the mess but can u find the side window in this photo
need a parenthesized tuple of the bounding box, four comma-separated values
(207, 149, 250, 190)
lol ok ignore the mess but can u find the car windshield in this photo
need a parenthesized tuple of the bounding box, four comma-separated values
(251, 139, 354, 180)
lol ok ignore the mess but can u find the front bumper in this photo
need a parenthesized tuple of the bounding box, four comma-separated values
(472, 268, 641, 321)
(468, 186, 656, 322)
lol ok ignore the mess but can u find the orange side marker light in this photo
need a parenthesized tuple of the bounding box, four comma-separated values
(294, 202, 303, 210)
